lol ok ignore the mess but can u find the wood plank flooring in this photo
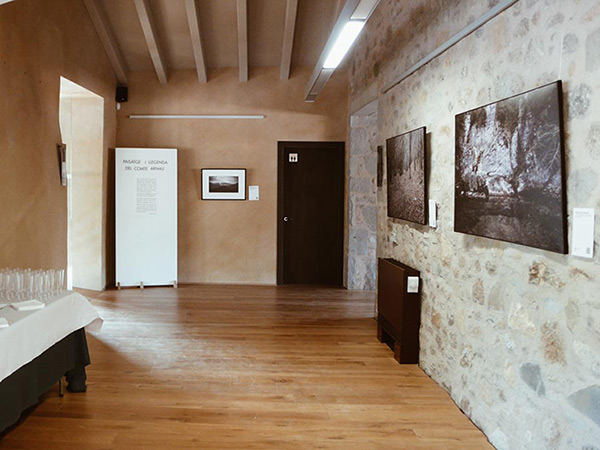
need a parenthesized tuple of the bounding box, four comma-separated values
(1, 285, 491, 449)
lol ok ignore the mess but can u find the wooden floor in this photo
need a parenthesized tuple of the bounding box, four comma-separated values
(1, 285, 490, 449)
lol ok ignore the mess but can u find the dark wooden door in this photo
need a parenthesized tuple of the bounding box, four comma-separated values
(277, 142, 345, 285)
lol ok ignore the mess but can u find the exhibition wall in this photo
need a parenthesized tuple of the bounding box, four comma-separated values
(0, 0, 117, 283)
(116, 67, 349, 285)
(349, 0, 600, 447)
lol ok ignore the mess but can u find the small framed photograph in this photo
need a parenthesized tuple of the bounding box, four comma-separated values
(201, 169, 246, 200)
(57, 143, 67, 186)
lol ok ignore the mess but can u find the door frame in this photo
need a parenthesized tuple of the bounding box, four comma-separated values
(276, 141, 346, 285)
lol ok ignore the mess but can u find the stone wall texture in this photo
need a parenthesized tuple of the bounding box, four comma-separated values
(347, 114, 378, 290)
(349, 0, 600, 448)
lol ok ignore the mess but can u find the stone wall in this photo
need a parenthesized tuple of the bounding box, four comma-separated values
(347, 114, 378, 290)
(349, 0, 600, 448)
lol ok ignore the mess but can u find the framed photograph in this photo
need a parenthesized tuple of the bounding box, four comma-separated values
(57, 143, 67, 186)
(201, 169, 246, 200)
(455, 81, 567, 254)
(386, 127, 427, 224)
(377, 145, 384, 188)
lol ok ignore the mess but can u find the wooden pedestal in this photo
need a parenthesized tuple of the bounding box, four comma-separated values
(377, 258, 421, 364)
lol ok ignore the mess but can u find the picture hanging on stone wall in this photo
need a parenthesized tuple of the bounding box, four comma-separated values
(455, 81, 567, 254)
(377, 145, 384, 188)
(386, 127, 427, 224)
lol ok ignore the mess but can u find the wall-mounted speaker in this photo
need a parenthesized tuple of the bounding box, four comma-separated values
(116, 86, 128, 103)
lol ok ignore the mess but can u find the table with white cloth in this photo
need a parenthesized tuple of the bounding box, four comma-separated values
(0, 291, 102, 433)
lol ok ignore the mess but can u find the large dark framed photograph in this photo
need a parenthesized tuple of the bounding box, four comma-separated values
(386, 126, 427, 224)
(201, 169, 246, 200)
(455, 81, 567, 254)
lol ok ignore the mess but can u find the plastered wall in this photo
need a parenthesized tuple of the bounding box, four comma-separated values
(349, 0, 600, 448)
(116, 67, 349, 284)
(0, 0, 117, 283)
(59, 92, 105, 291)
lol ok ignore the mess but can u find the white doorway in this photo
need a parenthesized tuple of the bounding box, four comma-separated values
(58, 77, 105, 291)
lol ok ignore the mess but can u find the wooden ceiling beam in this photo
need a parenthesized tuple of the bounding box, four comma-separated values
(332, 0, 344, 26)
(184, 0, 208, 83)
(82, 0, 128, 85)
(236, 0, 248, 82)
(279, 0, 298, 80)
(133, 0, 168, 84)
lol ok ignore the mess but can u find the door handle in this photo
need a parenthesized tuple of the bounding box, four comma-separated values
(283, 216, 290, 222)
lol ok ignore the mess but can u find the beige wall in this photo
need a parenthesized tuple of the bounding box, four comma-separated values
(0, 0, 117, 280)
(60, 89, 105, 291)
(349, 0, 600, 447)
(116, 67, 348, 284)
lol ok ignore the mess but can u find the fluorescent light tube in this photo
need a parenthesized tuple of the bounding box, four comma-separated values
(128, 115, 265, 120)
(323, 20, 365, 69)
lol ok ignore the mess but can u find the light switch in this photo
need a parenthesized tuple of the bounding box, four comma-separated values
(289, 153, 298, 163)
(407, 276, 419, 293)
(249, 185, 259, 201)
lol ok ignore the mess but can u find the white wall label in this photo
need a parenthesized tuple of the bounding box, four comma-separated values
(116, 148, 178, 287)
(428, 200, 437, 228)
(572, 208, 595, 259)
(407, 276, 420, 293)
(249, 185, 259, 201)
(289, 153, 298, 163)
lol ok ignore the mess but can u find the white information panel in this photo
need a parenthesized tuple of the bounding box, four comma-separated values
(116, 148, 178, 287)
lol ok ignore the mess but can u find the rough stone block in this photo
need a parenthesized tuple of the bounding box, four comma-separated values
(568, 83, 592, 118)
(490, 428, 509, 450)
(472, 279, 485, 305)
(508, 303, 536, 336)
(350, 177, 373, 194)
(586, 28, 600, 72)
(571, 168, 599, 204)
(563, 33, 579, 54)
(520, 363, 545, 396)
(541, 322, 565, 365)
(568, 385, 600, 429)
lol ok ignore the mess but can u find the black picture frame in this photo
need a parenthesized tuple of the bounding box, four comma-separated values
(377, 145, 384, 188)
(454, 81, 567, 254)
(386, 126, 427, 225)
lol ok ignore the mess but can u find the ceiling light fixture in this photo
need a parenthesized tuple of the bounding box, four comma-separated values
(323, 21, 365, 69)
(128, 114, 265, 120)
(305, 0, 380, 102)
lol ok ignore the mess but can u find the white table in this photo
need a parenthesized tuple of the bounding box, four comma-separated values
(0, 291, 102, 383)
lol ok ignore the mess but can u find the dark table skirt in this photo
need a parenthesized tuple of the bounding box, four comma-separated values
(0, 328, 90, 433)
